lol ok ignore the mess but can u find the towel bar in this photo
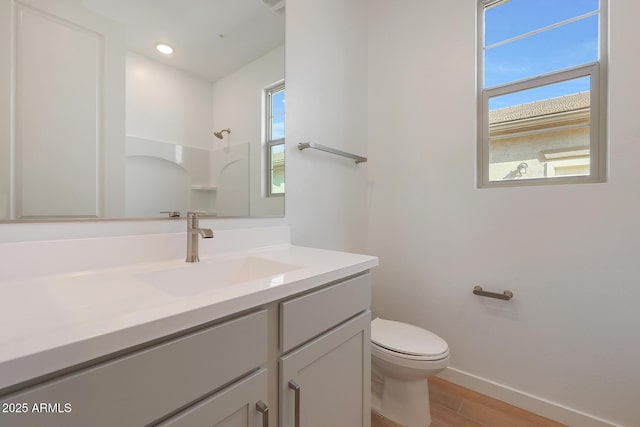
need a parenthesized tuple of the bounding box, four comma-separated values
(298, 142, 367, 164)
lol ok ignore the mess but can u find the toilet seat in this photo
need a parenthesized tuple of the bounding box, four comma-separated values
(371, 318, 449, 361)
(372, 342, 449, 361)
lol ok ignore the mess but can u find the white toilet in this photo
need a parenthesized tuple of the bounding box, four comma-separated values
(371, 318, 450, 427)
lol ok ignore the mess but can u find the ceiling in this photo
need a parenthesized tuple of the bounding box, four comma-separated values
(82, 0, 285, 82)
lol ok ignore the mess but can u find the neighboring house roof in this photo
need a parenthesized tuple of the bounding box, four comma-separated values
(489, 92, 590, 124)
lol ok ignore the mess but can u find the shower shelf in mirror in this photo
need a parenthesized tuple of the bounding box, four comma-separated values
(190, 185, 217, 191)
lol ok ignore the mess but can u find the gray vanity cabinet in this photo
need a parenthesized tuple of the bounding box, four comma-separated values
(158, 369, 269, 427)
(279, 274, 372, 427)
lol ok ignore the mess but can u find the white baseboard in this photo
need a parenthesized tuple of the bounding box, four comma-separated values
(437, 367, 621, 427)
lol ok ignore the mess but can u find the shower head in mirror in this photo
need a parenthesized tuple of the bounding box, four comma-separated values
(214, 128, 231, 139)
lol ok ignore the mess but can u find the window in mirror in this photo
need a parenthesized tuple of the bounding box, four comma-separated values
(266, 82, 285, 196)
(477, 0, 607, 188)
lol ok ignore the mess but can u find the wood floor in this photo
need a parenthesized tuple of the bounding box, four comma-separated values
(371, 377, 566, 427)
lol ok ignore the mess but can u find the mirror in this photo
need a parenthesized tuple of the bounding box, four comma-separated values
(0, 0, 285, 221)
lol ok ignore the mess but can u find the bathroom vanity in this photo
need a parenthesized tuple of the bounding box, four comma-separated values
(0, 230, 377, 427)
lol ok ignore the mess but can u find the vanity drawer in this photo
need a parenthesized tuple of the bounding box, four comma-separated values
(0, 310, 268, 427)
(158, 368, 268, 427)
(280, 273, 370, 352)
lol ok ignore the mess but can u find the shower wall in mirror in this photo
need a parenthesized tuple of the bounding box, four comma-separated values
(0, 0, 285, 221)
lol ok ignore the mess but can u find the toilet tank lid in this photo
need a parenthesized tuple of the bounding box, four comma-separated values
(371, 318, 448, 357)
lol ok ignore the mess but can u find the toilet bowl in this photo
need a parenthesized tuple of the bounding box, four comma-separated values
(371, 318, 450, 427)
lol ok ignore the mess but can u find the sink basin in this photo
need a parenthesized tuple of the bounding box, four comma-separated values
(136, 256, 303, 297)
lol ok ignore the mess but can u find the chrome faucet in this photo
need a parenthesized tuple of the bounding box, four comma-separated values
(186, 211, 213, 263)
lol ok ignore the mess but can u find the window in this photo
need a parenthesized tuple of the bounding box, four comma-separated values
(478, 0, 607, 187)
(266, 82, 285, 196)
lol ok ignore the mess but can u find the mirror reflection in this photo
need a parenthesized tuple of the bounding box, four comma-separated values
(0, 0, 285, 221)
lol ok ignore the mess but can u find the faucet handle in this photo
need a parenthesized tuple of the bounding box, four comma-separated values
(160, 211, 180, 218)
(186, 211, 217, 218)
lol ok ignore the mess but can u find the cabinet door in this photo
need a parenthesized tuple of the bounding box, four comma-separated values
(280, 311, 371, 427)
(158, 368, 269, 427)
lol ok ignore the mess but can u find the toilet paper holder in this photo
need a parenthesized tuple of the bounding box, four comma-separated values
(473, 286, 513, 301)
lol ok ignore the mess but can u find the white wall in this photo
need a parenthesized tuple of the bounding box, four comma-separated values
(211, 46, 285, 217)
(285, 0, 369, 253)
(368, 1, 640, 426)
(126, 52, 213, 149)
(210, 143, 250, 217)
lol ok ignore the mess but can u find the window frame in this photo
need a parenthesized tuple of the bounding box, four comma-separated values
(265, 81, 285, 197)
(477, 0, 608, 188)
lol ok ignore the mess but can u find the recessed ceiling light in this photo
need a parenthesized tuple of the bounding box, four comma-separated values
(155, 43, 174, 55)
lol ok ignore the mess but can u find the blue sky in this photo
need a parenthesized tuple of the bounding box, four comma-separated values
(485, 0, 599, 109)
(271, 89, 285, 140)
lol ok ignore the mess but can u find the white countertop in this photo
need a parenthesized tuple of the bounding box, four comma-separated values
(0, 244, 378, 391)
